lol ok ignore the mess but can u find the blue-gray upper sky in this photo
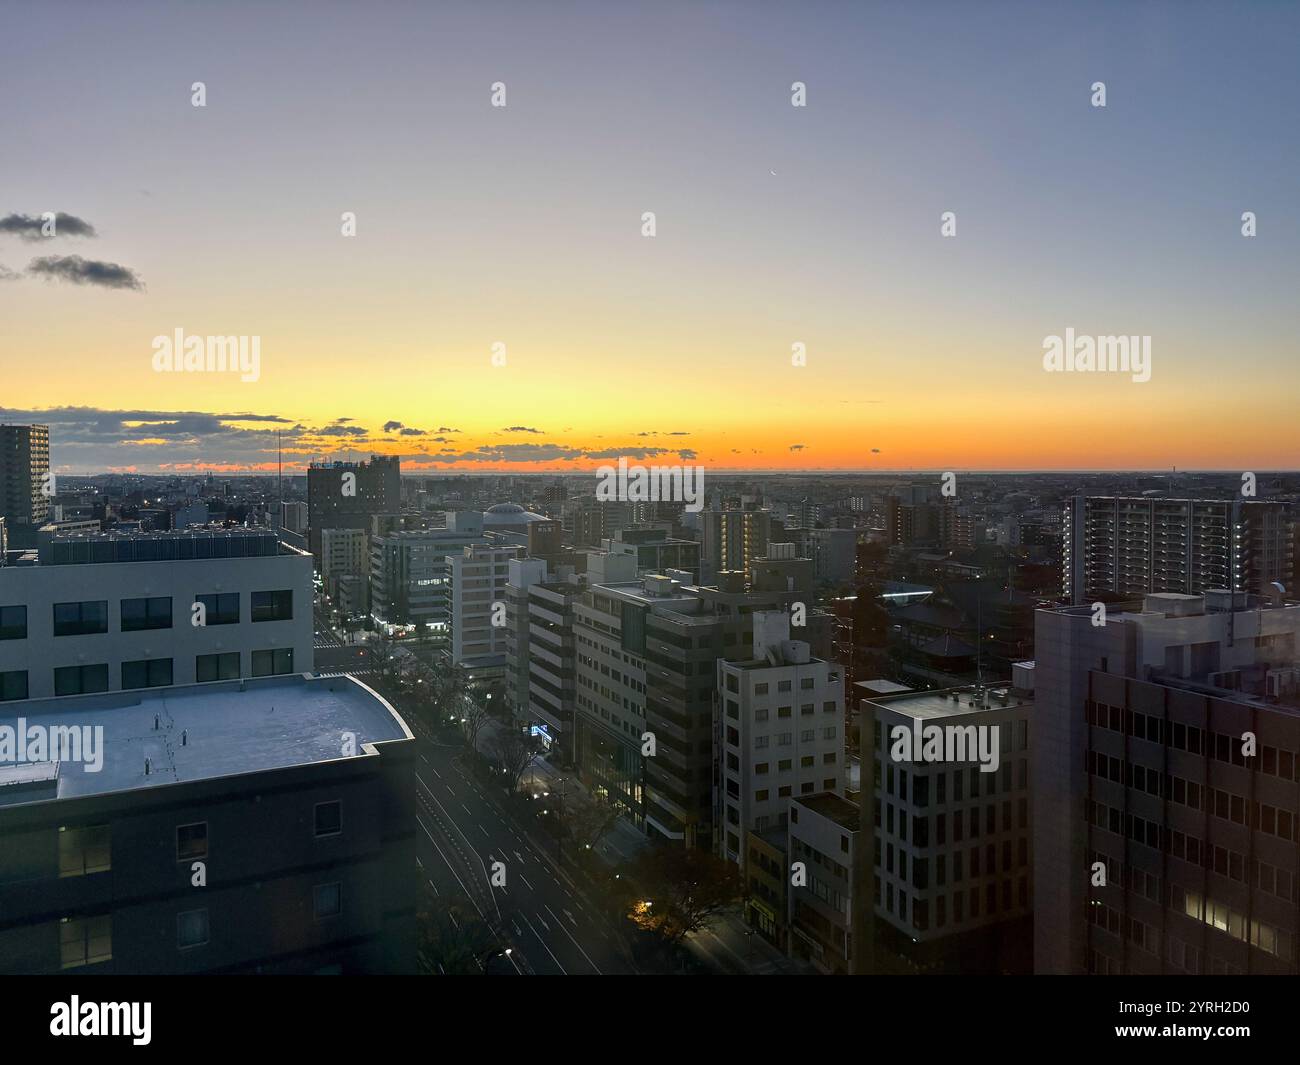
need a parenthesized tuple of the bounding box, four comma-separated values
(2, 0, 1297, 472)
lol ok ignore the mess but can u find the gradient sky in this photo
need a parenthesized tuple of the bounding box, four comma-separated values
(2, 0, 1298, 474)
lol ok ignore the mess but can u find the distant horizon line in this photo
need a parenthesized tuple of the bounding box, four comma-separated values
(48, 466, 1300, 478)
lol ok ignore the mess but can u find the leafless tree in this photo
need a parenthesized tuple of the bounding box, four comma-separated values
(490, 727, 540, 792)
(565, 795, 623, 853)
(369, 628, 402, 691)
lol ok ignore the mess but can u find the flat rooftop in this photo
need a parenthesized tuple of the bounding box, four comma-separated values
(858, 684, 1030, 721)
(35, 527, 307, 565)
(794, 792, 860, 831)
(0, 674, 410, 808)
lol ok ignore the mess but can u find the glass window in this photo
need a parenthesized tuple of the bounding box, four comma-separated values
(0, 604, 27, 640)
(177, 909, 210, 949)
(195, 593, 240, 626)
(177, 822, 208, 861)
(251, 589, 293, 623)
(60, 915, 111, 969)
(196, 652, 240, 682)
(122, 658, 172, 690)
(314, 882, 342, 919)
(53, 663, 109, 696)
(0, 670, 29, 701)
(315, 801, 342, 837)
(53, 600, 108, 637)
(58, 825, 111, 877)
(121, 596, 173, 631)
(251, 648, 294, 677)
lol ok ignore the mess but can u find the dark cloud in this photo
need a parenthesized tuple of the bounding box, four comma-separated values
(432, 443, 587, 464)
(0, 406, 298, 471)
(27, 254, 144, 291)
(0, 264, 18, 282)
(437, 426, 461, 433)
(584, 446, 675, 460)
(314, 424, 368, 438)
(678, 448, 698, 460)
(382, 420, 426, 437)
(788, 444, 806, 451)
(0, 212, 97, 241)
(502, 426, 543, 434)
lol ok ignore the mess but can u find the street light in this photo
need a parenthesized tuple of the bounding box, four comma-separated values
(478, 945, 513, 974)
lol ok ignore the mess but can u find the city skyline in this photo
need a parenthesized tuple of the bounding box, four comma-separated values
(4, 0, 1299, 474)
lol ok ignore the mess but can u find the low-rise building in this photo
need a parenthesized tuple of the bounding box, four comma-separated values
(789, 792, 860, 973)
(0, 673, 415, 974)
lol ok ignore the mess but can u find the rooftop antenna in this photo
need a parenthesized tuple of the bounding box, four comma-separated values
(277, 430, 283, 533)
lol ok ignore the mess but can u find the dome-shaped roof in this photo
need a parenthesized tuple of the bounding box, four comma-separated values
(486, 503, 525, 514)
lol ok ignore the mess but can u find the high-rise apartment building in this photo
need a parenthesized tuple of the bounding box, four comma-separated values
(1033, 590, 1300, 975)
(0, 424, 51, 549)
(701, 507, 771, 585)
(1062, 495, 1293, 605)
(885, 494, 939, 548)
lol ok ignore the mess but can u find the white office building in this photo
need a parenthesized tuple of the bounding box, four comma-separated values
(717, 611, 845, 867)
(446, 543, 525, 669)
(0, 528, 313, 702)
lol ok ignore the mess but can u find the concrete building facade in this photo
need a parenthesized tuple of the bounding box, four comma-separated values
(0, 529, 312, 703)
(0, 674, 415, 974)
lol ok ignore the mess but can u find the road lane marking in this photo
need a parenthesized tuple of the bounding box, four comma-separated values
(519, 911, 568, 975)
(546, 904, 602, 975)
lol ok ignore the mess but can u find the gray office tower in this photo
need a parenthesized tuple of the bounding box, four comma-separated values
(307, 455, 401, 559)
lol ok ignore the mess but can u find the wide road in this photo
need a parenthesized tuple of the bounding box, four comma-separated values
(412, 735, 636, 976)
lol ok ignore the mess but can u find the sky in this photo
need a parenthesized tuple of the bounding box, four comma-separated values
(2, 0, 1298, 474)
